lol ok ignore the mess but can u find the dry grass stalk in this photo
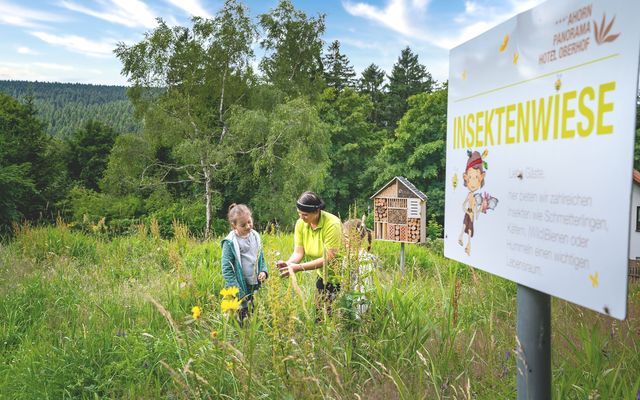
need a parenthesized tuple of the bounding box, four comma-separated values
(144, 293, 184, 344)
(160, 359, 190, 392)
(286, 264, 309, 318)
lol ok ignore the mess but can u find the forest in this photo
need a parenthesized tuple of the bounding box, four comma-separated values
(1, 0, 638, 238)
(0, 0, 448, 238)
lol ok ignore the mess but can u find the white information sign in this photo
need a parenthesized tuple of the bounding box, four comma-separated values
(444, 0, 640, 319)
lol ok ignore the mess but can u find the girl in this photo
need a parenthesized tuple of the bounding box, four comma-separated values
(221, 204, 268, 321)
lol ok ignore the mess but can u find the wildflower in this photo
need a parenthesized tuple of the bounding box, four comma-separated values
(226, 361, 233, 369)
(221, 297, 242, 313)
(220, 286, 239, 298)
(191, 306, 202, 320)
(210, 330, 218, 339)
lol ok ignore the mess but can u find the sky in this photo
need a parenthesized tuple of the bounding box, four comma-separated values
(0, 0, 546, 86)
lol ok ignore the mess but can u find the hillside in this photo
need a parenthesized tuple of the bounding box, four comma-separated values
(0, 80, 142, 137)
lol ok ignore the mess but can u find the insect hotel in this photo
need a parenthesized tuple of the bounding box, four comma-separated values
(371, 176, 427, 243)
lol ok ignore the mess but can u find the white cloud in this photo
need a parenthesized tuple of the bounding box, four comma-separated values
(343, 0, 425, 39)
(339, 37, 380, 50)
(59, 0, 158, 28)
(343, 0, 546, 49)
(17, 46, 38, 55)
(464, 1, 477, 14)
(164, 0, 211, 18)
(30, 31, 116, 58)
(33, 62, 76, 71)
(0, 1, 65, 28)
(0, 61, 124, 84)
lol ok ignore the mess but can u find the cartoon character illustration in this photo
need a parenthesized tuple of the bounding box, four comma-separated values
(458, 149, 498, 255)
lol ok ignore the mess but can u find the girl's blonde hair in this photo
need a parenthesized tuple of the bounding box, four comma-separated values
(227, 203, 251, 226)
(342, 218, 372, 252)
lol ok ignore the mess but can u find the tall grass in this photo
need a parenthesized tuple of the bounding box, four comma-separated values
(0, 224, 638, 399)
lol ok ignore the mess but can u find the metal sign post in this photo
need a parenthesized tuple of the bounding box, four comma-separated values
(516, 284, 551, 400)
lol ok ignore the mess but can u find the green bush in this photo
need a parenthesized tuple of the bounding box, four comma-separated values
(426, 213, 443, 240)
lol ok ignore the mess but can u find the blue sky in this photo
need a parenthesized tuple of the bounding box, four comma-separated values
(0, 0, 544, 86)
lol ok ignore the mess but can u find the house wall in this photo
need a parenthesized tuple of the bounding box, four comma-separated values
(629, 183, 640, 259)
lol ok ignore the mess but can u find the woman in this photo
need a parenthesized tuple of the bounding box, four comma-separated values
(277, 191, 342, 314)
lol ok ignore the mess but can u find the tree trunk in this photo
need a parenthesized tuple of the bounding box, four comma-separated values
(219, 67, 227, 141)
(202, 161, 212, 239)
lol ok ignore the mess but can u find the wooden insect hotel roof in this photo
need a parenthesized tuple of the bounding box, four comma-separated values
(370, 176, 428, 201)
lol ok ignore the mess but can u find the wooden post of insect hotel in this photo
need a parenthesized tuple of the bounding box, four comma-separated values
(370, 177, 428, 276)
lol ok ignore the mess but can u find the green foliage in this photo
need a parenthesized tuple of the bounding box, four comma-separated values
(259, 0, 326, 99)
(323, 40, 356, 91)
(426, 213, 443, 240)
(318, 87, 385, 217)
(0, 164, 36, 229)
(67, 187, 144, 234)
(358, 63, 386, 127)
(115, 2, 257, 237)
(0, 80, 141, 137)
(146, 198, 214, 238)
(64, 119, 119, 191)
(0, 92, 66, 228)
(374, 88, 448, 224)
(227, 97, 330, 227)
(383, 47, 435, 134)
(101, 133, 155, 196)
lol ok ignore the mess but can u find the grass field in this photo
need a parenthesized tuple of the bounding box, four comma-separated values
(1, 221, 638, 399)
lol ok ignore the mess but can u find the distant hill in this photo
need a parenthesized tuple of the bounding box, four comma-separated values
(0, 80, 142, 137)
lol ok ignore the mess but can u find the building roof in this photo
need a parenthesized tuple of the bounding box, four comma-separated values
(370, 176, 428, 201)
(634, 169, 640, 185)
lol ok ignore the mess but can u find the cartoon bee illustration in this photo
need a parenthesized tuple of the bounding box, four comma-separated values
(499, 34, 509, 53)
(589, 271, 599, 288)
(452, 173, 459, 189)
(554, 74, 562, 92)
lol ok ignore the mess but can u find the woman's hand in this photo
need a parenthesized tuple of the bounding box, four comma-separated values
(258, 272, 267, 282)
(277, 261, 295, 278)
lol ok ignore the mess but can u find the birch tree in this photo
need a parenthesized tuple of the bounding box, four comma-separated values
(114, 0, 255, 237)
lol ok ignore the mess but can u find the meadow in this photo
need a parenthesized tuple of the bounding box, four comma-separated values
(0, 221, 638, 399)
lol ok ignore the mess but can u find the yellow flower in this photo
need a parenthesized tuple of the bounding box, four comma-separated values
(221, 298, 242, 313)
(210, 330, 218, 339)
(191, 305, 202, 320)
(220, 287, 239, 298)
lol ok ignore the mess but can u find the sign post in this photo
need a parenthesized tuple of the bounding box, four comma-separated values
(444, 0, 640, 397)
(516, 285, 551, 399)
